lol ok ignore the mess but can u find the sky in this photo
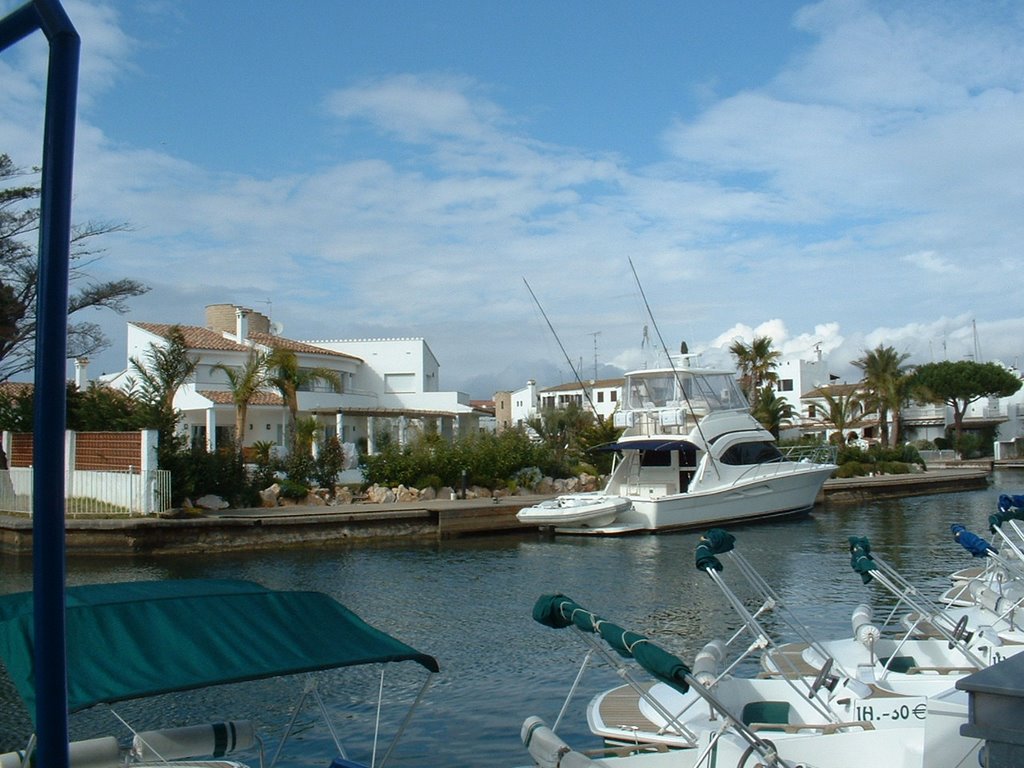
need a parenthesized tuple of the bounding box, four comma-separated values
(2, 0, 1022, 399)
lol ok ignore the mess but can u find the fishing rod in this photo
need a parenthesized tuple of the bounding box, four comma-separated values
(627, 258, 721, 480)
(523, 278, 601, 420)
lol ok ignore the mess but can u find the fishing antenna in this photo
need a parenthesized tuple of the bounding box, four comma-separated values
(627, 258, 720, 479)
(523, 278, 601, 419)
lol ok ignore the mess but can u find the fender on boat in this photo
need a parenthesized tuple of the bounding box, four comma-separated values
(521, 716, 601, 768)
(693, 638, 726, 686)
(851, 604, 880, 648)
(1, 737, 120, 768)
(132, 720, 255, 761)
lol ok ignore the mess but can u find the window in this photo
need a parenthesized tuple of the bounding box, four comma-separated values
(597, 391, 605, 403)
(808, 404, 817, 418)
(778, 379, 794, 392)
(611, 391, 617, 402)
(720, 441, 784, 465)
(640, 450, 672, 467)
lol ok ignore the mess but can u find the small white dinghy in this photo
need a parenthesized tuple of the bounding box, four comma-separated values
(516, 494, 632, 528)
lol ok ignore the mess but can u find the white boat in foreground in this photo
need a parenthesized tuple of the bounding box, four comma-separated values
(0, 579, 439, 768)
(523, 593, 978, 768)
(519, 354, 836, 535)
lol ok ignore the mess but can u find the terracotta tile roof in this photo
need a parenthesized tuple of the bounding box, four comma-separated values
(0, 381, 34, 397)
(541, 378, 624, 393)
(197, 389, 284, 406)
(248, 332, 361, 361)
(132, 322, 361, 362)
(132, 322, 250, 353)
(803, 382, 863, 398)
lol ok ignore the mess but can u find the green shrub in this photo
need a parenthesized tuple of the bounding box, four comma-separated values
(278, 478, 310, 500)
(362, 430, 560, 490)
(414, 474, 444, 490)
(313, 437, 347, 492)
(835, 462, 867, 478)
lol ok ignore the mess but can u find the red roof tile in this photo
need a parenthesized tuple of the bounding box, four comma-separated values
(132, 322, 250, 353)
(197, 389, 284, 406)
(248, 332, 361, 360)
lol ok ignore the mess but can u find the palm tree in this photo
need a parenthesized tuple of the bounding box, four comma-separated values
(816, 387, 863, 444)
(129, 326, 198, 414)
(852, 345, 911, 447)
(267, 347, 342, 450)
(729, 336, 781, 407)
(213, 349, 272, 451)
(752, 385, 794, 439)
(293, 415, 322, 456)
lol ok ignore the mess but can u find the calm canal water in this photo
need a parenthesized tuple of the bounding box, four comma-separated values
(2, 470, 1022, 766)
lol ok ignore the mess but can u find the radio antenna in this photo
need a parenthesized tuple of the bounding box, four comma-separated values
(524, 278, 600, 419)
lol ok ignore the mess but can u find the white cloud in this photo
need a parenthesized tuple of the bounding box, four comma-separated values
(3, 0, 1021, 397)
(901, 250, 956, 274)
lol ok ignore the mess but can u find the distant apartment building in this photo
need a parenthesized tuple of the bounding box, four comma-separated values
(494, 377, 623, 433)
(539, 378, 623, 421)
(494, 380, 539, 433)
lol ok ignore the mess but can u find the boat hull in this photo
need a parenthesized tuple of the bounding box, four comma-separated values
(555, 463, 835, 535)
(516, 495, 631, 528)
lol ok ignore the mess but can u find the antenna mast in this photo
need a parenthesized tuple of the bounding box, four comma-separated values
(524, 279, 600, 418)
(588, 331, 601, 381)
(628, 258, 721, 479)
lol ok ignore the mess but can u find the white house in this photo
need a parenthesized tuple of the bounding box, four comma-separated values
(106, 304, 480, 457)
(494, 380, 540, 433)
(539, 378, 623, 421)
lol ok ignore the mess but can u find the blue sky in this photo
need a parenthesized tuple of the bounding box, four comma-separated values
(2, 0, 1022, 398)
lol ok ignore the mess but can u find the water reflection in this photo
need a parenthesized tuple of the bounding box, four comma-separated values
(0, 471, 1020, 765)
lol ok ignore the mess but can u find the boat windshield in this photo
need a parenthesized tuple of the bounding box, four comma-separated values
(623, 370, 747, 414)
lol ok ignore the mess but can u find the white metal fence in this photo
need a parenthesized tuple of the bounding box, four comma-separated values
(0, 467, 172, 517)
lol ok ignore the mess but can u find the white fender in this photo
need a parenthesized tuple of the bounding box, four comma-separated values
(852, 604, 880, 648)
(693, 638, 726, 686)
(1, 737, 120, 768)
(132, 720, 255, 761)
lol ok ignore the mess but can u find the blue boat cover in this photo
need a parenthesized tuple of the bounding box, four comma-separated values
(951, 524, 995, 558)
(0, 579, 438, 721)
(595, 438, 699, 452)
(998, 494, 1024, 514)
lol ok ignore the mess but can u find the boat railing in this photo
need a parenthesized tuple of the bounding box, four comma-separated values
(718, 444, 836, 489)
(781, 444, 838, 465)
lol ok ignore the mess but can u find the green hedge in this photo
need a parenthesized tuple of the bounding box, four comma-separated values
(362, 429, 562, 490)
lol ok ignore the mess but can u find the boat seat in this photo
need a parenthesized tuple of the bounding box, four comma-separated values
(879, 655, 918, 674)
(741, 701, 791, 731)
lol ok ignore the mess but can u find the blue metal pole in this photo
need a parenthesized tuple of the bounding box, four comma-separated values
(0, 3, 79, 768)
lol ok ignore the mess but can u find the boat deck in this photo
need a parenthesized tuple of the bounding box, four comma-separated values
(761, 643, 820, 677)
(594, 683, 665, 736)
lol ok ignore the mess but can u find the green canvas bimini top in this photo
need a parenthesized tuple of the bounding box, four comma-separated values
(0, 579, 439, 720)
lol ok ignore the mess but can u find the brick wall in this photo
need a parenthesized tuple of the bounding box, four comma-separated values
(10, 433, 32, 467)
(7, 432, 143, 471)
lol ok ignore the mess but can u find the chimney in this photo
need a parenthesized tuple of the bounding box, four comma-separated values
(74, 357, 89, 388)
(235, 307, 249, 341)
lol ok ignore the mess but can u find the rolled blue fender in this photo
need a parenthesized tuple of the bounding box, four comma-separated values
(998, 494, 1024, 514)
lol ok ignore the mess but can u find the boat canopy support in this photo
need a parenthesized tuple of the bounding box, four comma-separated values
(532, 594, 797, 767)
(848, 537, 988, 671)
(693, 530, 846, 716)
